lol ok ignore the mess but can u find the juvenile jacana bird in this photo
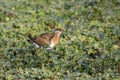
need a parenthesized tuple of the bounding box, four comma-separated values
(28, 28, 62, 49)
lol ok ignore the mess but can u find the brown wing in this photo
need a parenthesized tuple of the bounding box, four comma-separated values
(39, 33, 53, 40)
(31, 33, 53, 46)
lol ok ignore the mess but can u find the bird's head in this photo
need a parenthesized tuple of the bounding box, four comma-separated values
(54, 28, 63, 35)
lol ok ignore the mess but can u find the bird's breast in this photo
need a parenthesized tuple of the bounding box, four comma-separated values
(51, 34, 59, 46)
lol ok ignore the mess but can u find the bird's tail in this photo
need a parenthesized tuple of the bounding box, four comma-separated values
(28, 34, 33, 43)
